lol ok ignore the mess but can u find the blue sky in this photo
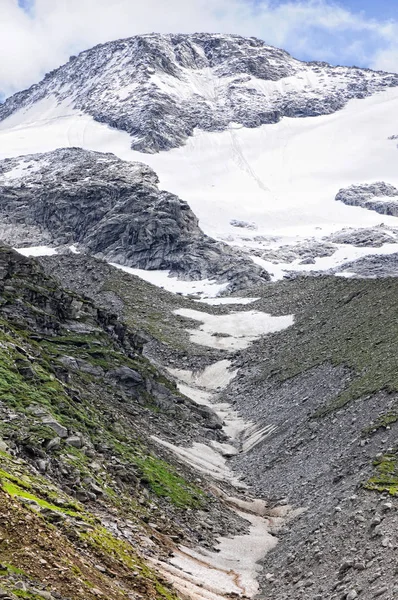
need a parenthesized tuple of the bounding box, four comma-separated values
(1, 0, 398, 99)
(18, 0, 33, 9)
(336, 0, 398, 20)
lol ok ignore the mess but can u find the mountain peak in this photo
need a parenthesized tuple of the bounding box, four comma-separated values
(2, 32, 398, 153)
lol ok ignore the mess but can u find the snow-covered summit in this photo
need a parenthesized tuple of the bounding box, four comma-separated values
(2, 33, 398, 153)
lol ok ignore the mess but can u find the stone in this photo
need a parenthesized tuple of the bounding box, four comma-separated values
(346, 591, 358, 600)
(41, 417, 68, 438)
(31, 592, 53, 600)
(37, 459, 48, 473)
(336, 182, 398, 217)
(27, 405, 49, 417)
(108, 366, 143, 388)
(65, 435, 83, 448)
(46, 437, 61, 451)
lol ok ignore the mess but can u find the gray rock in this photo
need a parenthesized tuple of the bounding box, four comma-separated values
(65, 435, 83, 448)
(326, 226, 398, 248)
(335, 182, 398, 217)
(27, 405, 49, 417)
(37, 459, 48, 473)
(0, 148, 269, 291)
(46, 437, 61, 451)
(108, 366, 144, 388)
(41, 417, 68, 438)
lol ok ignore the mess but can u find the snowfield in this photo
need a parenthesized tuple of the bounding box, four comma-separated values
(2, 85, 398, 280)
(1, 89, 398, 241)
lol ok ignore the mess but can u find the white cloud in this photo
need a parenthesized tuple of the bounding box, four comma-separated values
(1, 0, 398, 98)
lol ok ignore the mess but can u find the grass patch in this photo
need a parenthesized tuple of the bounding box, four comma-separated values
(13, 591, 47, 600)
(1, 479, 80, 516)
(364, 450, 398, 496)
(362, 409, 398, 436)
(0, 563, 26, 576)
(80, 525, 179, 600)
(0, 459, 83, 517)
(135, 455, 204, 508)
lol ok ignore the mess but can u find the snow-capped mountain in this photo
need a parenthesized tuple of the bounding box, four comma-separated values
(1, 33, 398, 280)
(1, 33, 398, 154)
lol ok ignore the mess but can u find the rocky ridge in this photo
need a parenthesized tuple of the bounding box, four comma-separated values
(0, 148, 269, 290)
(336, 183, 398, 217)
(1, 33, 398, 152)
(0, 245, 255, 600)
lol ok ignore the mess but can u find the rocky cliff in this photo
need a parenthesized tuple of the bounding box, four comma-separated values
(0, 148, 269, 289)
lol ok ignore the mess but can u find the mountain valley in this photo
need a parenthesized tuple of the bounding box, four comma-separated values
(0, 32, 397, 600)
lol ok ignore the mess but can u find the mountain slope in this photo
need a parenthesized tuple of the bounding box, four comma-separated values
(0, 245, 251, 600)
(35, 251, 398, 600)
(1, 33, 398, 279)
(1, 33, 398, 154)
(0, 147, 269, 289)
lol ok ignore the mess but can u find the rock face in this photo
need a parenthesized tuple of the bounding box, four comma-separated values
(336, 182, 398, 216)
(326, 226, 398, 247)
(0, 148, 269, 289)
(1, 33, 398, 153)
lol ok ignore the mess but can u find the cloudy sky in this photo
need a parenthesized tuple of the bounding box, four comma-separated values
(1, 0, 398, 98)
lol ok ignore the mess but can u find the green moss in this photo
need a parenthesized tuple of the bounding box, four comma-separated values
(0, 462, 82, 517)
(13, 591, 47, 600)
(0, 468, 33, 490)
(1, 479, 80, 516)
(0, 563, 26, 576)
(80, 526, 178, 600)
(0, 329, 71, 416)
(362, 410, 398, 436)
(81, 525, 140, 570)
(135, 455, 204, 509)
(365, 450, 398, 496)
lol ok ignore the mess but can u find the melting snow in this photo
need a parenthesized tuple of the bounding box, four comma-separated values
(109, 263, 228, 297)
(14, 246, 58, 257)
(174, 308, 294, 350)
(195, 297, 260, 306)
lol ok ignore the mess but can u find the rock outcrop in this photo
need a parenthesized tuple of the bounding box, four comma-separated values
(335, 182, 398, 217)
(0, 148, 269, 289)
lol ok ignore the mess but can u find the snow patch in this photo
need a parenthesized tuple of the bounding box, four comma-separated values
(163, 509, 277, 600)
(195, 297, 260, 306)
(174, 308, 294, 350)
(14, 246, 58, 257)
(109, 263, 228, 297)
